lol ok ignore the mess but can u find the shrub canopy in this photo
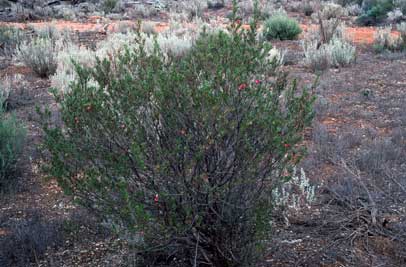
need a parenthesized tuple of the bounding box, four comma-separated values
(41, 12, 314, 266)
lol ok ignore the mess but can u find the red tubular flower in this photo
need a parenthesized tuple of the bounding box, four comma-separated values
(238, 83, 247, 91)
(255, 79, 261, 84)
(154, 194, 159, 203)
(284, 143, 291, 148)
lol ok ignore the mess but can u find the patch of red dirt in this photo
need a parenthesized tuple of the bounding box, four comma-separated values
(2, 19, 400, 45)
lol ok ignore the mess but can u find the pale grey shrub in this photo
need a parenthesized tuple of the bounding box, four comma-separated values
(16, 37, 58, 78)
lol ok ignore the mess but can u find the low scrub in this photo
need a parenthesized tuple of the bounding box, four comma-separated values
(0, 102, 25, 191)
(263, 12, 302, 40)
(51, 29, 196, 93)
(302, 21, 356, 71)
(0, 211, 64, 266)
(0, 26, 24, 57)
(356, 0, 395, 26)
(16, 36, 58, 78)
(373, 23, 406, 52)
(41, 8, 315, 267)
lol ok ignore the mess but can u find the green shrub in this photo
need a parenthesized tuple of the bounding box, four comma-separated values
(356, 0, 394, 25)
(102, 0, 117, 14)
(0, 105, 25, 191)
(41, 10, 314, 266)
(16, 36, 58, 78)
(263, 13, 302, 40)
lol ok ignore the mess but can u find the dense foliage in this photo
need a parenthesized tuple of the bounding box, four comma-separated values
(356, 0, 394, 25)
(0, 104, 25, 190)
(41, 5, 314, 266)
(263, 13, 302, 40)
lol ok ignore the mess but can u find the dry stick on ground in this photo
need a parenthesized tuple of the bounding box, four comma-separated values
(339, 159, 378, 226)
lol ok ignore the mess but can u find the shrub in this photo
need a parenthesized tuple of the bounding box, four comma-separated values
(51, 43, 96, 94)
(0, 102, 25, 191)
(398, 21, 406, 38)
(329, 36, 357, 66)
(169, 0, 207, 20)
(395, 0, 406, 13)
(263, 13, 302, 40)
(346, 3, 363, 15)
(303, 2, 315, 16)
(16, 36, 58, 78)
(207, 0, 225, 9)
(319, 2, 348, 19)
(372, 25, 406, 52)
(356, 0, 395, 25)
(302, 31, 356, 70)
(140, 21, 156, 34)
(0, 76, 12, 107)
(272, 167, 317, 225)
(102, 0, 117, 14)
(127, 4, 158, 19)
(0, 211, 64, 266)
(0, 26, 24, 57)
(41, 11, 315, 267)
(302, 38, 331, 71)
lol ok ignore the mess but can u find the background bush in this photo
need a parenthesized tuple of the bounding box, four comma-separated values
(41, 13, 314, 267)
(0, 104, 25, 191)
(263, 12, 302, 40)
(356, 0, 395, 25)
(16, 36, 58, 78)
(0, 211, 63, 267)
(0, 26, 24, 57)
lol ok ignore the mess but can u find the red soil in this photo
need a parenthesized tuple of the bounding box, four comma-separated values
(0, 19, 400, 45)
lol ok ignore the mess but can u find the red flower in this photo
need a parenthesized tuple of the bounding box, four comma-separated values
(154, 194, 159, 203)
(284, 143, 290, 148)
(255, 79, 261, 84)
(238, 83, 247, 91)
(85, 105, 93, 112)
(236, 19, 242, 25)
(74, 117, 79, 124)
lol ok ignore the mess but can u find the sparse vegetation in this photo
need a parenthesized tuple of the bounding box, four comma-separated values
(1, 0, 406, 266)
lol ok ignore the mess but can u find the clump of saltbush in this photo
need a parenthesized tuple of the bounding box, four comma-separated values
(16, 36, 59, 78)
(303, 36, 356, 71)
(51, 28, 196, 94)
(373, 23, 406, 52)
(40, 4, 314, 266)
(263, 12, 302, 40)
(302, 21, 356, 71)
(0, 26, 24, 57)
